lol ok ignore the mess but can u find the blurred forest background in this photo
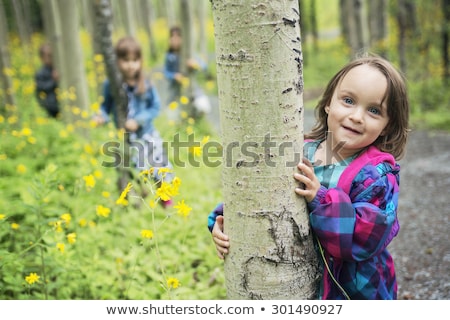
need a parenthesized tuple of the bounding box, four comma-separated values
(0, 0, 448, 300)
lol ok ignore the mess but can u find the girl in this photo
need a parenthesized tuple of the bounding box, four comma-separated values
(163, 26, 210, 118)
(207, 55, 410, 299)
(95, 36, 174, 207)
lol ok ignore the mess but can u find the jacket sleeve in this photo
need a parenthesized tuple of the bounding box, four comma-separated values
(99, 81, 113, 123)
(308, 163, 400, 262)
(207, 203, 223, 232)
(134, 86, 161, 127)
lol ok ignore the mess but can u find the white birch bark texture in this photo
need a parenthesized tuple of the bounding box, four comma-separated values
(211, 0, 320, 300)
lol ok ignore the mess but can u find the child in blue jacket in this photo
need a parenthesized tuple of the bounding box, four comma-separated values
(95, 36, 174, 207)
(208, 55, 410, 299)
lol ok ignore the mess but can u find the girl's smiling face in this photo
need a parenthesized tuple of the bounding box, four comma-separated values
(325, 64, 390, 159)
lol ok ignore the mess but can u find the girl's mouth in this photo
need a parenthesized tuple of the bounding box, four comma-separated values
(343, 126, 361, 134)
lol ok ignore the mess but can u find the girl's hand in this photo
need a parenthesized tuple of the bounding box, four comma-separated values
(174, 73, 184, 83)
(294, 158, 321, 203)
(212, 215, 229, 259)
(125, 119, 139, 132)
(92, 115, 105, 126)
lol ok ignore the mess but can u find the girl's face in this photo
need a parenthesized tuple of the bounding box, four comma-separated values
(325, 64, 390, 157)
(169, 32, 182, 50)
(117, 53, 141, 83)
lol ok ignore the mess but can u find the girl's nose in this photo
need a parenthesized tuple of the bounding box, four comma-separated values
(349, 106, 364, 123)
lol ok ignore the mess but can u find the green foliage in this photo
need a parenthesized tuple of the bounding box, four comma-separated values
(0, 34, 225, 300)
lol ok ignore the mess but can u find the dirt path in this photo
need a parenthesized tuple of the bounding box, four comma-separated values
(390, 130, 450, 299)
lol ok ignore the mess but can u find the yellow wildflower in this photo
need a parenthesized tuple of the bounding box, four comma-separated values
(140, 229, 154, 239)
(167, 277, 180, 289)
(94, 54, 104, 62)
(16, 164, 27, 174)
(0, 214, 6, 220)
(190, 145, 202, 156)
(21, 127, 32, 136)
(84, 144, 94, 155)
(168, 101, 178, 110)
(139, 168, 155, 177)
(116, 182, 133, 206)
(67, 233, 77, 244)
(101, 191, 111, 198)
(78, 218, 87, 227)
(25, 273, 40, 285)
(56, 243, 65, 253)
(174, 200, 192, 218)
(156, 182, 173, 201)
(59, 129, 68, 138)
(27, 136, 36, 144)
(201, 136, 210, 145)
(96, 205, 111, 218)
(49, 220, 63, 233)
(11, 223, 19, 230)
(60, 213, 71, 225)
(93, 169, 102, 178)
(83, 174, 96, 189)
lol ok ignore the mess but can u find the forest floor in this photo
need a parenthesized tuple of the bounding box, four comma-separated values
(155, 77, 450, 300)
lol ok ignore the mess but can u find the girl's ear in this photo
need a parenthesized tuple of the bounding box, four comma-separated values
(325, 106, 330, 114)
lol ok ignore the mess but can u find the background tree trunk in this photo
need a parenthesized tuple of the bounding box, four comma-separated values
(56, 0, 89, 122)
(368, 0, 388, 56)
(211, 0, 320, 300)
(179, 0, 196, 117)
(340, 0, 369, 57)
(0, 0, 15, 111)
(442, 0, 450, 84)
(141, 0, 158, 62)
(12, 0, 30, 45)
(116, 0, 136, 37)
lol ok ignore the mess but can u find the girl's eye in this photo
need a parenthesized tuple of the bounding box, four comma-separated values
(343, 97, 353, 105)
(368, 106, 381, 115)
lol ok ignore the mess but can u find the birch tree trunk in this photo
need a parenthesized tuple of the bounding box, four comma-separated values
(211, 0, 320, 300)
(94, 0, 130, 191)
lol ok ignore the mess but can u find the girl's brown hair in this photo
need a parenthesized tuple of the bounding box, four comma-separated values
(305, 54, 410, 160)
(115, 36, 146, 95)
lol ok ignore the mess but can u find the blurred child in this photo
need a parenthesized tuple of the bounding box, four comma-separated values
(163, 25, 211, 118)
(94, 36, 174, 207)
(35, 43, 60, 118)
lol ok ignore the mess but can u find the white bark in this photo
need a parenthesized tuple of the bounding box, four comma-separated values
(212, 0, 320, 299)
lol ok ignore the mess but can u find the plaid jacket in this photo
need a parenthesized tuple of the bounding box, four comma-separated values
(207, 144, 400, 300)
(309, 145, 400, 299)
